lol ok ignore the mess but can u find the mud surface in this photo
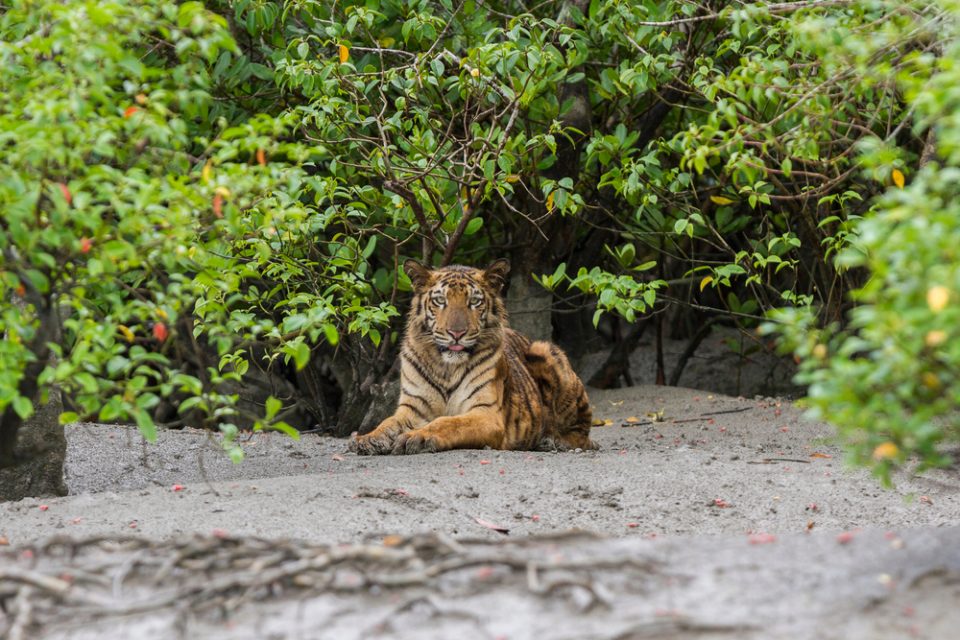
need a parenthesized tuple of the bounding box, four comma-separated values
(2, 385, 959, 639)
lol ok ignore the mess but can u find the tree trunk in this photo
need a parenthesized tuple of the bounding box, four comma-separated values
(0, 388, 67, 500)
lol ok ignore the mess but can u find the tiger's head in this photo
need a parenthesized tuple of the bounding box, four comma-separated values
(404, 259, 510, 363)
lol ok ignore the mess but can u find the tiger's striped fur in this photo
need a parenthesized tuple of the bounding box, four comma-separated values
(352, 259, 595, 455)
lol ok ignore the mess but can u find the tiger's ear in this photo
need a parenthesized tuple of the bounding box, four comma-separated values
(483, 258, 511, 292)
(403, 259, 433, 293)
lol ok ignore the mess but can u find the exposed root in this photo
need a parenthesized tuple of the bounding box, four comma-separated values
(0, 532, 664, 636)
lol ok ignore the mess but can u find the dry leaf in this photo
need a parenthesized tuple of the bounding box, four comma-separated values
(338, 44, 349, 63)
(473, 517, 509, 535)
(382, 535, 403, 547)
(256, 148, 266, 166)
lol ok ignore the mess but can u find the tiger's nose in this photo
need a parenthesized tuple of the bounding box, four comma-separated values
(448, 329, 466, 340)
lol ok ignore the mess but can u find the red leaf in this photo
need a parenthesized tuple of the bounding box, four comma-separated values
(531, 514, 540, 522)
(479, 459, 491, 465)
(212, 192, 223, 218)
(39, 504, 49, 511)
(256, 148, 266, 166)
(79, 237, 93, 254)
(56, 182, 72, 204)
(171, 484, 185, 492)
(748, 533, 777, 544)
(626, 522, 639, 528)
(836, 531, 856, 544)
(211, 528, 229, 539)
(124, 106, 139, 118)
(153, 322, 169, 342)
(473, 517, 509, 535)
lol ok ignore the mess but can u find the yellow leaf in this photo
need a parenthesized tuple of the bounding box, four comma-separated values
(710, 195, 734, 206)
(470, 67, 480, 78)
(591, 418, 605, 427)
(892, 169, 905, 188)
(925, 330, 947, 347)
(201, 161, 212, 183)
(338, 44, 349, 64)
(156, 308, 168, 320)
(872, 442, 899, 461)
(215, 186, 231, 198)
(922, 372, 941, 390)
(927, 285, 949, 312)
(546, 192, 555, 211)
(699, 275, 713, 292)
(505, 174, 520, 183)
(118, 325, 135, 343)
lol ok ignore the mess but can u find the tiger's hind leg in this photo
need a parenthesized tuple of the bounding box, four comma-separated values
(525, 341, 596, 451)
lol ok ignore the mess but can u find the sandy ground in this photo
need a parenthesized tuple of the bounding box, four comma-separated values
(2, 384, 959, 639)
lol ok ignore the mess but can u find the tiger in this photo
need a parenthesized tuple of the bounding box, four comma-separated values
(351, 258, 595, 455)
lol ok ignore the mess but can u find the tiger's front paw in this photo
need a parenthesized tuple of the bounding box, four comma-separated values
(391, 430, 440, 455)
(350, 431, 397, 455)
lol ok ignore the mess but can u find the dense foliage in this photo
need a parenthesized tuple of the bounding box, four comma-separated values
(1, 0, 958, 480)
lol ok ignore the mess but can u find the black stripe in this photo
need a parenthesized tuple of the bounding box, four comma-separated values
(403, 353, 446, 399)
(459, 361, 499, 391)
(399, 402, 428, 420)
(446, 347, 498, 393)
(463, 378, 493, 402)
(401, 386, 433, 408)
(469, 400, 497, 410)
(525, 352, 546, 363)
(518, 378, 537, 435)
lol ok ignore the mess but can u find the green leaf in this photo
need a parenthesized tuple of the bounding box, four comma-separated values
(289, 341, 311, 371)
(323, 322, 339, 346)
(265, 396, 282, 420)
(133, 409, 157, 443)
(464, 217, 483, 235)
(268, 420, 301, 440)
(12, 396, 34, 420)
